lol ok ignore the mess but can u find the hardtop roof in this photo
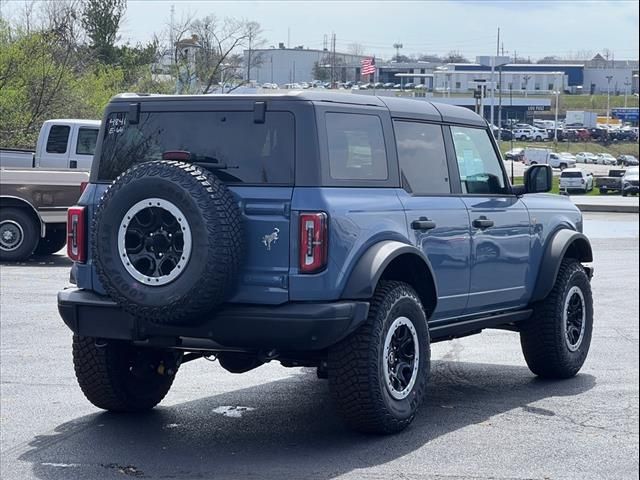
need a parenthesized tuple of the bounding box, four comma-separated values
(111, 92, 487, 127)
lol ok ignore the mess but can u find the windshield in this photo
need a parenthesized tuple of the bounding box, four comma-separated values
(97, 110, 295, 184)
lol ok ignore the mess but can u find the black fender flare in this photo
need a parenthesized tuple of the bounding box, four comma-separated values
(531, 229, 593, 302)
(341, 240, 438, 313)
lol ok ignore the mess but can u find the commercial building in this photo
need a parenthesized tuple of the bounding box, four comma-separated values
(243, 46, 367, 85)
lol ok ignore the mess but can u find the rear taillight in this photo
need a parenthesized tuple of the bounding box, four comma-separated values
(581, 179, 585, 184)
(299, 212, 328, 274)
(67, 206, 86, 262)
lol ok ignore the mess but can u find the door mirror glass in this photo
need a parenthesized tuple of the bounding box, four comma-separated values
(524, 164, 552, 193)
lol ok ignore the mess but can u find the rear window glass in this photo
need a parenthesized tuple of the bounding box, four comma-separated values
(98, 111, 294, 184)
(326, 113, 387, 180)
(46, 125, 70, 154)
(76, 128, 98, 155)
(561, 171, 582, 178)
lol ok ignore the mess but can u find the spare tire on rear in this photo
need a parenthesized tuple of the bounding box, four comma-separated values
(93, 160, 243, 325)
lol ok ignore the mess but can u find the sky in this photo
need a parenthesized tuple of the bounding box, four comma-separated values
(2, 0, 639, 61)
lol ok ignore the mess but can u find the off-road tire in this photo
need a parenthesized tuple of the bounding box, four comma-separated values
(72, 335, 180, 412)
(520, 259, 593, 379)
(34, 224, 67, 255)
(93, 160, 244, 325)
(328, 281, 430, 434)
(0, 208, 39, 262)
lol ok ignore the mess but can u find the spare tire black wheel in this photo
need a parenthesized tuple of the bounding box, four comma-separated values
(93, 160, 244, 325)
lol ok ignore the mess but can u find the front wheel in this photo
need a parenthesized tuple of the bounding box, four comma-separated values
(328, 281, 430, 434)
(73, 336, 181, 412)
(0, 208, 40, 262)
(520, 259, 593, 378)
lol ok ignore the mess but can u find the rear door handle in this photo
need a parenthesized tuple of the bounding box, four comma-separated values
(411, 217, 437, 231)
(472, 216, 494, 229)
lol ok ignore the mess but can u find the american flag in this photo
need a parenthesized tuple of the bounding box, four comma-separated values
(361, 57, 376, 76)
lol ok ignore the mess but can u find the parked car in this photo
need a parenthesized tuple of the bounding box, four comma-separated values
(0, 119, 100, 170)
(383, 82, 395, 89)
(505, 148, 524, 161)
(617, 155, 639, 166)
(531, 127, 549, 141)
(0, 168, 89, 261)
(594, 153, 616, 165)
(559, 152, 577, 164)
(622, 167, 639, 196)
(595, 169, 627, 194)
(512, 128, 534, 141)
(575, 152, 598, 164)
(559, 168, 594, 193)
(58, 92, 594, 435)
(403, 82, 415, 89)
(498, 128, 513, 141)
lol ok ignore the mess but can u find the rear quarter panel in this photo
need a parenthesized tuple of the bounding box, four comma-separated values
(288, 187, 408, 301)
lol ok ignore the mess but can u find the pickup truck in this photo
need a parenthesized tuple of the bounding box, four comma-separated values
(0, 119, 100, 170)
(0, 168, 89, 261)
(595, 169, 626, 194)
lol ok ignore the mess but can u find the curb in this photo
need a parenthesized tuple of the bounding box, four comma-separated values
(573, 204, 639, 213)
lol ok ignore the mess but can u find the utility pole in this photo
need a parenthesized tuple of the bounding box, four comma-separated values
(624, 77, 630, 108)
(489, 27, 499, 128)
(606, 75, 613, 126)
(330, 32, 336, 87)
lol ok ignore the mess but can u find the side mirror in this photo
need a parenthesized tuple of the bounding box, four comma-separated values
(523, 164, 553, 194)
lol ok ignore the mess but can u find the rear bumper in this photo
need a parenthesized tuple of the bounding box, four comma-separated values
(58, 289, 369, 351)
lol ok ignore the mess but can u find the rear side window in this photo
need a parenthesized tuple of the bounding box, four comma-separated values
(98, 111, 294, 184)
(76, 128, 98, 155)
(326, 113, 387, 180)
(393, 121, 450, 195)
(46, 125, 70, 154)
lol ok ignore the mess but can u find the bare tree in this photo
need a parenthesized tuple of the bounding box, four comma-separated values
(190, 16, 263, 93)
(347, 42, 364, 56)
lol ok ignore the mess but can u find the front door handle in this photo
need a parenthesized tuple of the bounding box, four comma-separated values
(411, 217, 437, 231)
(472, 216, 494, 229)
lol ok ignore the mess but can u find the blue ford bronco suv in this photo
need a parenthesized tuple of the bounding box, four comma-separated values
(59, 92, 593, 434)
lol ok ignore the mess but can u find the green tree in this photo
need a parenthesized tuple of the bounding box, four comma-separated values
(81, 0, 126, 64)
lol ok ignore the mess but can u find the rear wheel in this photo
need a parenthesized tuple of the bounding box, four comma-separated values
(0, 208, 39, 262)
(520, 259, 593, 378)
(559, 163, 568, 171)
(34, 224, 67, 255)
(328, 281, 430, 434)
(73, 335, 181, 412)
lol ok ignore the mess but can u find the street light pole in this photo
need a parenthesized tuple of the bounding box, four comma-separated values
(606, 75, 613, 127)
(624, 77, 630, 108)
(523, 74, 531, 98)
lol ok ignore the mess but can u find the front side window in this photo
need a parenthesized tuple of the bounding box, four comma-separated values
(326, 112, 388, 180)
(451, 126, 508, 195)
(394, 121, 450, 195)
(76, 128, 99, 155)
(98, 111, 294, 184)
(46, 125, 70, 154)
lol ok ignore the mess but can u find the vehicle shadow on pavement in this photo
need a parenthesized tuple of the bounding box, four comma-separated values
(20, 361, 596, 480)
(0, 254, 71, 268)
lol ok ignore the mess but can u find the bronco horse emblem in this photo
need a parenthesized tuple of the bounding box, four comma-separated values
(262, 227, 280, 251)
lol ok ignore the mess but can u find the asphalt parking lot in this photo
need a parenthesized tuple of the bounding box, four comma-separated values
(1, 212, 638, 480)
